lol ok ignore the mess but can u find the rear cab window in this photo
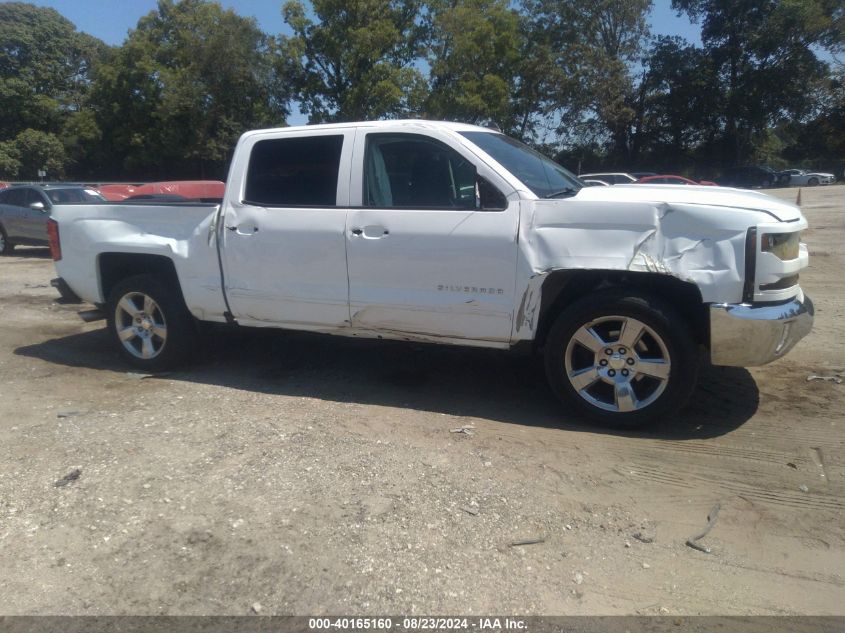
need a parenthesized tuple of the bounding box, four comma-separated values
(244, 135, 344, 207)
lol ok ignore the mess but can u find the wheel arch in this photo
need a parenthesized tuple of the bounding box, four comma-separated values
(533, 270, 708, 350)
(98, 253, 184, 305)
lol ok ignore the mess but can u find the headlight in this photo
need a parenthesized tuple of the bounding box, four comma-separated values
(761, 232, 800, 260)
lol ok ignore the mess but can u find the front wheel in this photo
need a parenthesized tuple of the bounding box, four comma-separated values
(544, 291, 698, 428)
(808, 177, 819, 186)
(107, 274, 196, 371)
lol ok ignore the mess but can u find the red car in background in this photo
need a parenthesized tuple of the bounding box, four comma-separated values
(97, 180, 225, 201)
(96, 184, 139, 200)
(636, 175, 718, 186)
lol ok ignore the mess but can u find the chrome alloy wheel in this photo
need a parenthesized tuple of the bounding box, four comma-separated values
(564, 316, 671, 413)
(114, 291, 168, 360)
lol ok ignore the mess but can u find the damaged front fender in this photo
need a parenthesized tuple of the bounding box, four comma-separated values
(512, 198, 771, 340)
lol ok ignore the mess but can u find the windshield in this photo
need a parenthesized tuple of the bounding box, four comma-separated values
(460, 131, 582, 198)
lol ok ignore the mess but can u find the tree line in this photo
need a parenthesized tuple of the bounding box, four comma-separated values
(0, 0, 842, 182)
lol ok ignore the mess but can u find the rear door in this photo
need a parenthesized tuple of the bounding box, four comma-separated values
(0, 188, 28, 238)
(0, 189, 17, 237)
(345, 130, 519, 344)
(220, 128, 354, 329)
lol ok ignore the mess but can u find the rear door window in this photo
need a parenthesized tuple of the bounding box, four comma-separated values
(245, 135, 344, 207)
(4, 188, 28, 207)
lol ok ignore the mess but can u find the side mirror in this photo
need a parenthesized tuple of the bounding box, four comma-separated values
(30, 201, 46, 212)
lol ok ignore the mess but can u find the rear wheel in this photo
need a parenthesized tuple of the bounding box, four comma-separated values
(0, 226, 13, 255)
(107, 275, 195, 371)
(544, 291, 698, 428)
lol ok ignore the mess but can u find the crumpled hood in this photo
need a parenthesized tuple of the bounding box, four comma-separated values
(575, 183, 802, 222)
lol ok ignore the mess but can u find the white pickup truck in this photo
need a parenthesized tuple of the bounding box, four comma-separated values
(49, 120, 813, 426)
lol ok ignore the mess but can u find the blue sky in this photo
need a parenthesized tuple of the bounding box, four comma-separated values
(28, 0, 702, 47)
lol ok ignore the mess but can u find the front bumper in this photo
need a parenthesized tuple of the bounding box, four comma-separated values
(710, 291, 814, 367)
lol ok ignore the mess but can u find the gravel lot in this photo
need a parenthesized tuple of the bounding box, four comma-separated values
(0, 186, 843, 615)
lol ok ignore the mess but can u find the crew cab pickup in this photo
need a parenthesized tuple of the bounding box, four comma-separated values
(49, 120, 813, 426)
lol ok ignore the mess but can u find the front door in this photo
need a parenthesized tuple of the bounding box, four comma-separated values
(220, 129, 354, 329)
(345, 131, 519, 345)
(21, 188, 50, 240)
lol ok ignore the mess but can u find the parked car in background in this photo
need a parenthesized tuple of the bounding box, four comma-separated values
(97, 184, 141, 201)
(778, 169, 836, 187)
(0, 184, 105, 254)
(124, 194, 189, 202)
(581, 179, 610, 187)
(97, 181, 225, 202)
(636, 175, 718, 186)
(135, 180, 225, 201)
(578, 172, 638, 185)
(716, 166, 788, 189)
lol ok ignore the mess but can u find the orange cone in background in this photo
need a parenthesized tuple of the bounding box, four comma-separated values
(796, 188, 802, 206)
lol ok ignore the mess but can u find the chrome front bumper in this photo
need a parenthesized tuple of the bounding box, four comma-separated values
(710, 291, 814, 367)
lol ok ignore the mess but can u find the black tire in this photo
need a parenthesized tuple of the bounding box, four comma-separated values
(106, 274, 196, 371)
(761, 179, 771, 189)
(808, 177, 819, 186)
(544, 290, 698, 428)
(0, 225, 14, 255)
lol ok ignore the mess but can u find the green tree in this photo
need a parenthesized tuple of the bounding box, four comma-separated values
(89, 0, 287, 179)
(782, 69, 845, 168)
(425, 0, 539, 137)
(280, 0, 427, 122)
(672, 0, 840, 164)
(526, 0, 652, 161)
(12, 128, 67, 179)
(0, 141, 21, 179)
(0, 3, 107, 140)
(573, 0, 652, 162)
(633, 36, 721, 170)
(61, 109, 104, 177)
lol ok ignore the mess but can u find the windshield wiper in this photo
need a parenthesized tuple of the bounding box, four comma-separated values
(543, 188, 578, 199)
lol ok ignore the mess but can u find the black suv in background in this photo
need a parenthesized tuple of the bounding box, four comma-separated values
(717, 166, 789, 189)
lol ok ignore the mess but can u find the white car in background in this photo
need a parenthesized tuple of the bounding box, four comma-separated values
(578, 172, 638, 185)
(782, 169, 835, 186)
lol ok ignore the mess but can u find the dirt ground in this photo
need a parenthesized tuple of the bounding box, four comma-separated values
(0, 186, 843, 616)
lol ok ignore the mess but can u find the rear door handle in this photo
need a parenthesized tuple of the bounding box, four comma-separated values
(354, 226, 389, 239)
(226, 224, 259, 235)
